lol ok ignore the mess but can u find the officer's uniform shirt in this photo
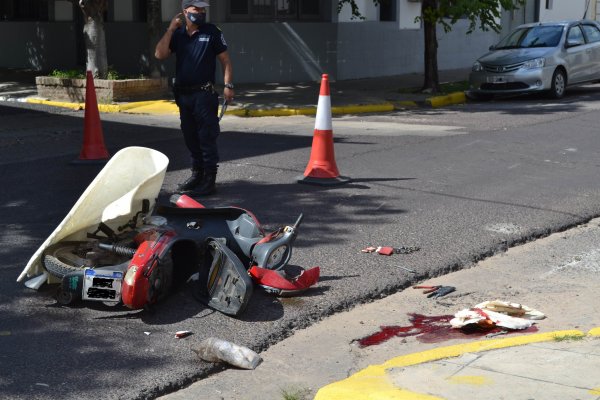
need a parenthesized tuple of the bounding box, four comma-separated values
(169, 23, 228, 86)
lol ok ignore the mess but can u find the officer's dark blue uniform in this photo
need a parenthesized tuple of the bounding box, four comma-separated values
(170, 23, 227, 175)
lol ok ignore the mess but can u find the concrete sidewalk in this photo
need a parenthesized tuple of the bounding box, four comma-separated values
(159, 217, 600, 400)
(0, 68, 470, 116)
(315, 330, 600, 399)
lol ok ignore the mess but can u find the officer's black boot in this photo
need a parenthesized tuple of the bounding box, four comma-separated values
(194, 169, 217, 196)
(177, 167, 204, 192)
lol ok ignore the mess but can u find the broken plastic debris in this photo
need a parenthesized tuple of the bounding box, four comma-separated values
(451, 308, 534, 330)
(175, 330, 192, 339)
(362, 245, 421, 255)
(377, 246, 394, 256)
(428, 286, 455, 298)
(475, 300, 545, 320)
(486, 330, 509, 338)
(24, 272, 48, 290)
(450, 301, 545, 331)
(248, 265, 320, 296)
(144, 332, 151, 335)
(413, 285, 456, 298)
(191, 337, 262, 370)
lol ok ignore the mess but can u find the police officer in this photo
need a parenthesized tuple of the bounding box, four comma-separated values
(155, 0, 234, 195)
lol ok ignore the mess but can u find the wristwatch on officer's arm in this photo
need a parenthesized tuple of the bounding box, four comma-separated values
(224, 83, 234, 89)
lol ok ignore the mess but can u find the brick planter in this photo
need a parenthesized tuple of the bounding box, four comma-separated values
(35, 76, 169, 103)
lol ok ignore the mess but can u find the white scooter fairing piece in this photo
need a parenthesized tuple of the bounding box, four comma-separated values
(24, 272, 49, 290)
(17, 147, 169, 285)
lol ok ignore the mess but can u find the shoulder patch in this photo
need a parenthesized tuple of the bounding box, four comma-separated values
(221, 33, 227, 47)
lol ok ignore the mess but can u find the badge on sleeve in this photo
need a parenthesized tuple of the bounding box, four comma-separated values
(221, 33, 227, 47)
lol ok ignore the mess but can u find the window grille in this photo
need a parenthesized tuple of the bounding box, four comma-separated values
(0, 0, 49, 21)
(227, 0, 322, 21)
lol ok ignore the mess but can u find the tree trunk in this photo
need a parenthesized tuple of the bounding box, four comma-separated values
(78, 0, 108, 79)
(421, 0, 440, 93)
(146, 0, 162, 78)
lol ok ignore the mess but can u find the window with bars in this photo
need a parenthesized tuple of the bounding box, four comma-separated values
(379, 0, 396, 21)
(0, 0, 49, 21)
(228, 0, 322, 21)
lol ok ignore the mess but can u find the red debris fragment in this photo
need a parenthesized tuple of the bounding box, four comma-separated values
(175, 330, 192, 339)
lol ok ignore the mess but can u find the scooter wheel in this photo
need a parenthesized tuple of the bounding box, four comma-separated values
(56, 289, 76, 305)
(43, 241, 90, 278)
(43, 241, 131, 279)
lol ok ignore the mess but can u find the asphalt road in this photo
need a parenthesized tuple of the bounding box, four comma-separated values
(3, 87, 600, 399)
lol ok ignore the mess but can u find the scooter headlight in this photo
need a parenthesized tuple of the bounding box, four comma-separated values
(266, 245, 288, 269)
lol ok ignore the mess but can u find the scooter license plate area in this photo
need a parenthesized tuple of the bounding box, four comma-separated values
(82, 268, 123, 303)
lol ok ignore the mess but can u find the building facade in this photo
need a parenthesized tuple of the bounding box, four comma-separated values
(0, 0, 597, 83)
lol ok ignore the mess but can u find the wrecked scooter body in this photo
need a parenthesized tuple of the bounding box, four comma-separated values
(17, 147, 308, 316)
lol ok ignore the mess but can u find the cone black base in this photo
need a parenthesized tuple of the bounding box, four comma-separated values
(296, 175, 351, 186)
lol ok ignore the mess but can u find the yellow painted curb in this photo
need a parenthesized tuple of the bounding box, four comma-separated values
(118, 100, 167, 110)
(121, 100, 179, 115)
(238, 103, 394, 118)
(26, 98, 83, 110)
(315, 329, 585, 400)
(245, 107, 315, 117)
(26, 98, 423, 116)
(588, 327, 600, 336)
(394, 100, 419, 108)
(427, 91, 467, 108)
(332, 103, 395, 115)
(27, 98, 123, 113)
(97, 104, 122, 113)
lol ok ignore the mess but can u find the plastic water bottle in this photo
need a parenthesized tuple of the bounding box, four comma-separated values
(191, 337, 262, 370)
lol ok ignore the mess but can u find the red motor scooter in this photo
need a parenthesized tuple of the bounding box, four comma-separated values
(42, 194, 310, 316)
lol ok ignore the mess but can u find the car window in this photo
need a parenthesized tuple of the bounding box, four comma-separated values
(567, 26, 585, 45)
(495, 25, 563, 49)
(582, 24, 600, 43)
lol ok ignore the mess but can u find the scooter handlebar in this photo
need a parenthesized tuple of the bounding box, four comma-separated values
(292, 213, 304, 230)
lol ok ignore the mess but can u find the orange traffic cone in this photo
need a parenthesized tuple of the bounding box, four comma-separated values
(297, 74, 350, 186)
(72, 70, 110, 163)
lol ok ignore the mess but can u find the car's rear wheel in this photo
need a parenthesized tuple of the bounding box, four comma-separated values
(549, 69, 566, 99)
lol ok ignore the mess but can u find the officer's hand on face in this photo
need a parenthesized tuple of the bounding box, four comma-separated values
(168, 13, 183, 31)
(224, 88, 234, 104)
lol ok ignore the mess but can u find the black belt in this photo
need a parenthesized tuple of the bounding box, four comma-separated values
(173, 82, 214, 94)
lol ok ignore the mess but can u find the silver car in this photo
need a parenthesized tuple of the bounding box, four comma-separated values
(469, 20, 600, 99)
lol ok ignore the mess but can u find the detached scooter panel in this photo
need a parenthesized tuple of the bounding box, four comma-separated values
(196, 238, 253, 316)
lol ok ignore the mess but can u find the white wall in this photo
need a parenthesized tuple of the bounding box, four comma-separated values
(538, 0, 589, 21)
(399, 0, 421, 29)
(54, 0, 73, 21)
